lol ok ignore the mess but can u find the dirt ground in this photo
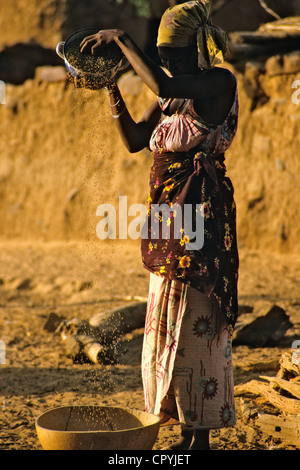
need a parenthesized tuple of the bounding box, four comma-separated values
(0, 239, 300, 451)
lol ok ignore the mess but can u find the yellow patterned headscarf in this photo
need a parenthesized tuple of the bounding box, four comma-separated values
(157, 1, 229, 69)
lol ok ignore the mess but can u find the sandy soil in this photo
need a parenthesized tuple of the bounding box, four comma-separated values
(0, 239, 300, 451)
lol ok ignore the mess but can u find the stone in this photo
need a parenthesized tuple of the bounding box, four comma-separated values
(233, 305, 293, 347)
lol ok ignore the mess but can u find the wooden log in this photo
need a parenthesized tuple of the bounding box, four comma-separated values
(260, 376, 300, 400)
(239, 397, 300, 448)
(80, 341, 102, 364)
(278, 350, 300, 378)
(257, 0, 281, 20)
(57, 302, 147, 364)
(239, 398, 260, 423)
(64, 334, 81, 358)
(255, 412, 300, 447)
(83, 340, 120, 365)
(57, 317, 82, 341)
(63, 333, 121, 364)
(230, 31, 296, 45)
(259, 17, 300, 35)
(89, 301, 147, 344)
(229, 41, 300, 63)
(230, 18, 300, 45)
(235, 379, 300, 415)
(63, 333, 97, 361)
(240, 395, 300, 446)
(235, 379, 270, 397)
(229, 18, 300, 63)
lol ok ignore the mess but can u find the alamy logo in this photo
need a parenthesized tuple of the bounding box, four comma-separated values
(292, 340, 300, 365)
(96, 196, 204, 250)
(292, 80, 300, 105)
(0, 341, 5, 364)
(0, 81, 5, 104)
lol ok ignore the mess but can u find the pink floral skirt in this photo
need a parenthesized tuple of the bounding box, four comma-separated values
(142, 273, 236, 430)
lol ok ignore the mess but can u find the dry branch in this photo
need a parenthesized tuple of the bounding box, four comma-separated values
(278, 350, 300, 378)
(235, 379, 300, 415)
(257, 0, 281, 20)
(260, 376, 300, 400)
(235, 347, 300, 449)
(229, 17, 300, 63)
(47, 301, 147, 364)
(255, 413, 300, 446)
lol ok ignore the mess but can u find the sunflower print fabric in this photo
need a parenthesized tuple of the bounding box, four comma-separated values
(142, 272, 236, 429)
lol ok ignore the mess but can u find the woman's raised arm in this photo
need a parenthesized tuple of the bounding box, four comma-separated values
(105, 83, 161, 154)
(80, 29, 232, 101)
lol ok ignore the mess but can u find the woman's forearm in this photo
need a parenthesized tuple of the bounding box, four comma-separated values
(113, 31, 166, 96)
(106, 84, 141, 152)
(106, 84, 160, 153)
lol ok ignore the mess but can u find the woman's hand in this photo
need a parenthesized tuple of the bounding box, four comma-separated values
(80, 29, 124, 55)
(81, 29, 165, 97)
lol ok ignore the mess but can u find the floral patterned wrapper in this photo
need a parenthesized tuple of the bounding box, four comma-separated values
(142, 83, 239, 327)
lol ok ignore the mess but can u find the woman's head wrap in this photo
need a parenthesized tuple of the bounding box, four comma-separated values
(157, 1, 229, 69)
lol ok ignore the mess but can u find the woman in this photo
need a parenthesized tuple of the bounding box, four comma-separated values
(81, 1, 239, 450)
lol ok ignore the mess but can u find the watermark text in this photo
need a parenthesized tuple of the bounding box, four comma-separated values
(0, 81, 5, 104)
(292, 80, 300, 105)
(0, 341, 5, 364)
(96, 196, 204, 250)
(292, 340, 300, 365)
